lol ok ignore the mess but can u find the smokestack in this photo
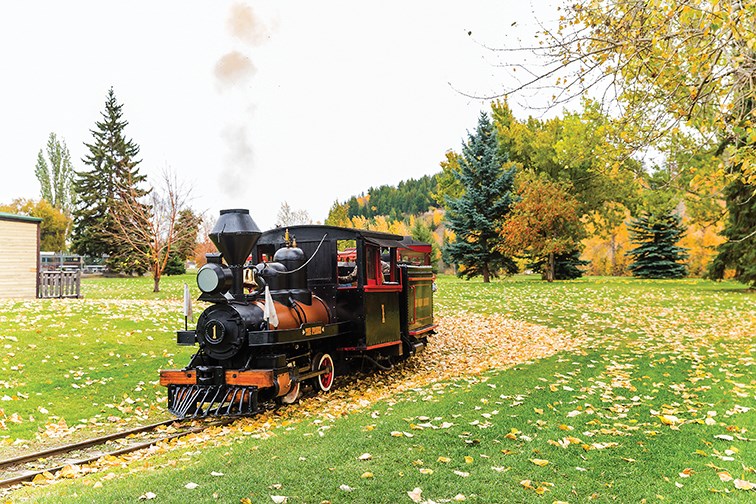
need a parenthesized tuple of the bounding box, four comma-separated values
(209, 209, 262, 300)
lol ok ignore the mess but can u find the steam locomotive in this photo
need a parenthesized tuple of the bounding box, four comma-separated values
(159, 209, 435, 418)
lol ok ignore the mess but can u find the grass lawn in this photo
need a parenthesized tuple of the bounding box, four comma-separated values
(3, 274, 755, 503)
(0, 274, 200, 452)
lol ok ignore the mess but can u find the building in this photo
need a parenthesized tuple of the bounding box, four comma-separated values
(0, 212, 42, 298)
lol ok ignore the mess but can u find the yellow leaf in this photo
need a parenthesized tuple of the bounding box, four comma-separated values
(530, 459, 549, 467)
(419, 468, 434, 475)
(361, 472, 373, 479)
(464, 456, 474, 464)
(437, 456, 451, 463)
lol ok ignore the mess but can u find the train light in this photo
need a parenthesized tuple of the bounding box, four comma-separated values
(197, 263, 233, 294)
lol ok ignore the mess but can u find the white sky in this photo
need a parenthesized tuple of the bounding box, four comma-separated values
(0, 1, 559, 231)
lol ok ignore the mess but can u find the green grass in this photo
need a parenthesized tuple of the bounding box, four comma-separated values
(0, 274, 200, 452)
(4, 274, 756, 503)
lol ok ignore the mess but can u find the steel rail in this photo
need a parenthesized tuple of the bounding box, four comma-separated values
(0, 419, 179, 470)
(0, 418, 234, 488)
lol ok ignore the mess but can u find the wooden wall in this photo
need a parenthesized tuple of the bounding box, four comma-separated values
(0, 218, 40, 298)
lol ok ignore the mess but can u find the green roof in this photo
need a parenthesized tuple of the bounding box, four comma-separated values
(0, 212, 43, 223)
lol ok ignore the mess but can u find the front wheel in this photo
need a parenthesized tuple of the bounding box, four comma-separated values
(312, 352, 335, 392)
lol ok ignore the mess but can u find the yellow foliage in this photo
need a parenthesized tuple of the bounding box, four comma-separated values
(581, 222, 631, 276)
(679, 220, 725, 277)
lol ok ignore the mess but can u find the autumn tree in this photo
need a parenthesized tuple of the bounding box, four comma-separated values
(325, 200, 351, 227)
(500, 0, 755, 284)
(71, 88, 149, 273)
(500, 172, 585, 282)
(35, 132, 74, 215)
(111, 170, 195, 292)
(443, 111, 517, 282)
(0, 199, 71, 251)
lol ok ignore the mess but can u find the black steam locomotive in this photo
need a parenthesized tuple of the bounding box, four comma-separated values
(160, 209, 435, 418)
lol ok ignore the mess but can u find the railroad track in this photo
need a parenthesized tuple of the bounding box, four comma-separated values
(0, 418, 234, 490)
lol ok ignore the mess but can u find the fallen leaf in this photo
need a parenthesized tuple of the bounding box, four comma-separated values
(407, 487, 423, 503)
(358, 453, 372, 461)
(734, 479, 754, 490)
(185, 482, 199, 489)
(530, 458, 549, 467)
(339, 484, 354, 492)
(139, 492, 157, 501)
(270, 496, 287, 504)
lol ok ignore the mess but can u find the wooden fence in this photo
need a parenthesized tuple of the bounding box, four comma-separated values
(38, 270, 82, 299)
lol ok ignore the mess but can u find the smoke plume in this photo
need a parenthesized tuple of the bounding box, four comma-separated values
(228, 2, 271, 46)
(215, 2, 273, 201)
(214, 51, 257, 88)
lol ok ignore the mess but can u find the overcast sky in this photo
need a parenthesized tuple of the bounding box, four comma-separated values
(0, 1, 558, 230)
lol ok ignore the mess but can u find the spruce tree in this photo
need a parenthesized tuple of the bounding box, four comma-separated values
(71, 88, 150, 273)
(443, 111, 517, 282)
(627, 211, 688, 279)
(707, 176, 756, 287)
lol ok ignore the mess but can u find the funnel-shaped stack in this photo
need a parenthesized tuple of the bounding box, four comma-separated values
(209, 209, 261, 299)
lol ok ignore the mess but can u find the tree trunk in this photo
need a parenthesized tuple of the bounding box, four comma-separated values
(482, 262, 490, 283)
(153, 267, 161, 293)
(610, 234, 618, 276)
(547, 252, 555, 282)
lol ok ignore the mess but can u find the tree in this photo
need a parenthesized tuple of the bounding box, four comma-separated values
(627, 212, 689, 279)
(71, 88, 149, 273)
(499, 172, 585, 282)
(707, 176, 756, 286)
(325, 200, 351, 227)
(529, 251, 589, 281)
(35, 132, 74, 215)
(110, 170, 195, 292)
(500, 1, 756, 284)
(276, 201, 311, 227)
(443, 111, 517, 282)
(0, 199, 71, 251)
(172, 209, 202, 259)
(410, 218, 440, 272)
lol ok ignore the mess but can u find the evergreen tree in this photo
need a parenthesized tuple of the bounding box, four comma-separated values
(443, 111, 517, 282)
(528, 251, 588, 280)
(707, 176, 756, 287)
(627, 211, 688, 279)
(35, 132, 74, 215)
(71, 88, 150, 274)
